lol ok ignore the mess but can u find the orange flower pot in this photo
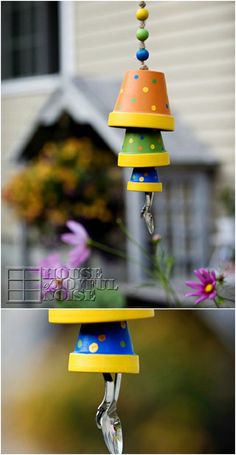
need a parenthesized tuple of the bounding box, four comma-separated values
(108, 70, 174, 131)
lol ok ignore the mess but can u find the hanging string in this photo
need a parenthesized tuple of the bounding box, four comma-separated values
(136, 1, 149, 70)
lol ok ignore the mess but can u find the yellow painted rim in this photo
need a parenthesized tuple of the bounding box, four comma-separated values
(49, 309, 155, 324)
(68, 353, 139, 373)
(118, 152, 170, 167)
(127, 181, 163, 192)
(108, 112, 175, 131)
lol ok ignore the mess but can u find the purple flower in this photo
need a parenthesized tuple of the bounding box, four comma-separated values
(40, 253, 62, 273)
(61, 220, 91, 267)
(185, 268, 217, 305)
(39, 253, 69, 300)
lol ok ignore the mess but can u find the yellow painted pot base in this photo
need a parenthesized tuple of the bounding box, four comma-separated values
(69, 353, 139, 373)
(108, 111, 174, 131)
(49, 309, 155, 324)
(127, 181, 162, 192)
(118, 152, 170, 167)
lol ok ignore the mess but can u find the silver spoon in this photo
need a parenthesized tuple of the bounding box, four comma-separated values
(96, 373, 123, 454)
(141, 192, 155, 234)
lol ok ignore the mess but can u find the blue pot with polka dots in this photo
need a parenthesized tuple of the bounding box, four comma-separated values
(69, 321, 139, 373)
(74, 322, 135, 355)
(127, 167, 163, 192)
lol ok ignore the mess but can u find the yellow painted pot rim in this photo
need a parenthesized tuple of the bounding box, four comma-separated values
(108, 112, 175, 131)
(69, 353, 139, 374)
(49, 309, 155, 324)
(118, 152, 170, 167)
(127, 181, 162, 192)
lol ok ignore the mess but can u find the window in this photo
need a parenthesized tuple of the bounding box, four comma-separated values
(1, 1, 59, 80)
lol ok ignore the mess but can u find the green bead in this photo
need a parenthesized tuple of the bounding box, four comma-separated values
(136, 28, 149, 41)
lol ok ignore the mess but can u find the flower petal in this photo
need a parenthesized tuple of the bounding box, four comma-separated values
(208, 291, 217, 300)
(61, 233, 80, 246)
(210, 270, 217, 282)
(185, 281, 202, 290)
(195, 295, 208, 304)
(185, 291, 202, 297)
(67, 220, 89, 241)
(68, 245, 91, 267)
(193, 269, 208, 284)
(39, 253, 61, 268)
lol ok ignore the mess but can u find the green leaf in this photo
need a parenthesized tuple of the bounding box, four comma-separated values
(215, 295, 224, 306)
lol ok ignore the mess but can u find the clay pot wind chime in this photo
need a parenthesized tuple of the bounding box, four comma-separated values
(49, 2, 172, 454)
(49, 309, 154, 454)
(108, 1, 174, 234)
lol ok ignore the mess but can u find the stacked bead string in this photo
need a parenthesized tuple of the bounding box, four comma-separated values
(136, 1, 149, 70)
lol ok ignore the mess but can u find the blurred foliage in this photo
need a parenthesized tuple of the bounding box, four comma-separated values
(2, 311, 234, 454)
(3, 137, 123, 243)
(220, 187, 235, 216)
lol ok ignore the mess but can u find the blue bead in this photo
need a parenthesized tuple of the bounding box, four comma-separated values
(136, 48, 149, 61)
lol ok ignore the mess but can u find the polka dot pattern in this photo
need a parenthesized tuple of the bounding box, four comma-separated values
(98, 334, 106, 342)
(77, 339, 82, 348)
(131, 168, 160, 183)
(122, 130, 166, 155)
(114, 70, 171, 116)
(74, 322, 135, 356)
(89, 342, 99, 353)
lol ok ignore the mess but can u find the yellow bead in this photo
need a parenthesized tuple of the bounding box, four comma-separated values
(136, 8, 149, 21)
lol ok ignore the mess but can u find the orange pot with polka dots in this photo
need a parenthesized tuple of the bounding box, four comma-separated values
(108, 70, 174, 131)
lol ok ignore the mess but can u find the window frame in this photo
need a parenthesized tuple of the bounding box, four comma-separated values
(1, 1, 75, 95)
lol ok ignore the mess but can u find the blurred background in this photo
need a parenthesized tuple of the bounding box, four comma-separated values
(1, 1, 235, 306)
(1, 309, 235, 454)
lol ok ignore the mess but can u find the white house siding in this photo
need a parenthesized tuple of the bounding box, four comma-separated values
(74, 1, 235, 182)
(2, 93, 49, 162)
